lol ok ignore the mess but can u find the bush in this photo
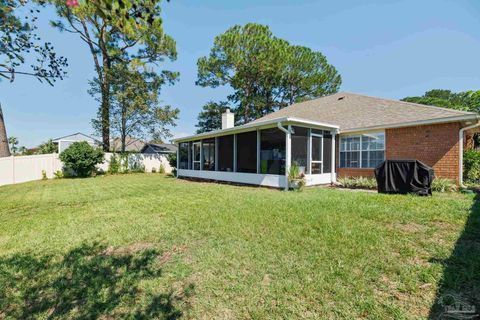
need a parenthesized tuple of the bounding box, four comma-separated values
(59, 142, 104, 178)
(463, 150, 480, 183)
(159, 164, 166, 174)
(337, 177, 377, 190)
(53, 170, 64, 179)
(130, 161, 145, 173)
(167, 153, 177, 176)
(41, 170, 48, 180)
(120, 153, 130, 173)
(431, 178, 458, 193)
(108, 154, 120, 174)
(288, 162, 306, 191)
(151, 167, 157, 173)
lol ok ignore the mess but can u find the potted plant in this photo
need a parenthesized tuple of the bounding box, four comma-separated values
(288, 162, 306, 191)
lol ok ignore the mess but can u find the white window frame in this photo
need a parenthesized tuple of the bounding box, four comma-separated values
(339, 132, 385, 169)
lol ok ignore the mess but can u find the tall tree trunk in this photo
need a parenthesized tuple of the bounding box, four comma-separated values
(0, 104, 11, 158)
(101, 55, 111, 152)
(101, 82, 110, 151)
(121, 105, 127, 153)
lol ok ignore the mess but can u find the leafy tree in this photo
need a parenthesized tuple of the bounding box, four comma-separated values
(59, 141, 104, 177)
(402, 89, 480, 113)
(38, 139, 57, 154)
(196, 23, 341, 124)
(0, 0, 68, 157)
(90, 63, 179, 152)
(167, 152, 176, 176)
(196, 101, 236, 133)
(47, 0, 178, 151)
(403, 89, 480, 146)
(0, 104, 9, 156)
(279, 45, 342, 106)
(7, 136, 17, 153)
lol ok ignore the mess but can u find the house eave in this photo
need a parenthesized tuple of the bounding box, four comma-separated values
(340, 114, 480, 134)
(172, 117, 339, 143)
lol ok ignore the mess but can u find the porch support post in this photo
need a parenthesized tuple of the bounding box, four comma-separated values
(200, 140, 203, 171)
(331, 129, 338, 183)
(176, 144, 179, 178)
(256, 129, 260, 174)
(233, 134, 237, 172)
(285, 125, 292, 191)
(215, 137, 219, 171)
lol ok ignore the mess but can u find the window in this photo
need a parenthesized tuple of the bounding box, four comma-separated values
(340, 132, 384, 168)
(218, 135, 234, 172)
(236, 131, 257, 173)
(179, 142, 189, 169)
(260, 128, 286, 175)
(291, 126, 309, 174)
(202, 139, 215, 171)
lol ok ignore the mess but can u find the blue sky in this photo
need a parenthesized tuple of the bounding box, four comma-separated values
(2, 0, 480, 147)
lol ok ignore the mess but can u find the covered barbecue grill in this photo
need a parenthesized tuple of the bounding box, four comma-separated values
(374, 160, 435, 196)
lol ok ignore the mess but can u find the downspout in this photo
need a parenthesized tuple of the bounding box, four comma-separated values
(459, 119, 480, 187)
(277, 122, 292, 191)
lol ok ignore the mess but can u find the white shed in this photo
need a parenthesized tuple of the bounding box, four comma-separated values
(53, 133, 102, 153)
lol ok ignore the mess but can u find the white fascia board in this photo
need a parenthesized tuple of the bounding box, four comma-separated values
(172, 117, 339, 143)
(341, 114, 480, 134)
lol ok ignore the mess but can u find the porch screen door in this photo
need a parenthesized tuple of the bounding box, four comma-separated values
(192, 142, 201, 170)
(311, 134, 323, 174)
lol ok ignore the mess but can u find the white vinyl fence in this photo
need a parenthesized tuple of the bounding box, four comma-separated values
(0, 152, 172, 187)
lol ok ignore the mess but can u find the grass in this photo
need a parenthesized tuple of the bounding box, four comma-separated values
(0, 174, 479, 319)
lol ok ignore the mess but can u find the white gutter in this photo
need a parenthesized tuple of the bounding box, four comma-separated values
(276, 122, 291, 134)
(172, 117, 338, 143)
(342, 114, 479, 134)
(459, 120, 480, 187)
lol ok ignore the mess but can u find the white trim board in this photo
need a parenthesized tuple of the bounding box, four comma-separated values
(178, 169, 288, 188)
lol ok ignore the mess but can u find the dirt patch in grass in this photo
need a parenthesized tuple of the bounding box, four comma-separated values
(386, 222, 427, 233)
(103, 243, 188, 266)
(102, 242, 156, 256)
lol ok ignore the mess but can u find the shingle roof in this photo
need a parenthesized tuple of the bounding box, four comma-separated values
(141, 143, 177, 154)
(253, 92, 478, 131)
(110, 137, 145, 152)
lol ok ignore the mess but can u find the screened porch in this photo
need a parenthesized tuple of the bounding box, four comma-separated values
(175, 120, 338, 189)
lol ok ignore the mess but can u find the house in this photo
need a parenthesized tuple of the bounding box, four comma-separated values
(53, 132, 102, 153)
(141, 143, 177, 155)
(172, 93, 479, 189)
(110, 137, 146, 152)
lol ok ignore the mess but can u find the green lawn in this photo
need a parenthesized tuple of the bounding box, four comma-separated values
(0, 174, 479, 319)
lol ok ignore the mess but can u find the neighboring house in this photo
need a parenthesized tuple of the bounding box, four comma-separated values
(141, 143, 177, 155)
(53, 133, 102, 153)
(110, 137, 146, 153)
(139, 143, 176, 174)
(173, 93, 479, 189)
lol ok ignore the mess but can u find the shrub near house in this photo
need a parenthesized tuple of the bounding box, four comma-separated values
(59, 142, 104, 177)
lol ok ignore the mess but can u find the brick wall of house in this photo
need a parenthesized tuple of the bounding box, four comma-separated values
(336, 122, 462, 181)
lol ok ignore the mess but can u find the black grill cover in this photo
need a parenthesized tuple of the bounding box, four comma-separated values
(374, 160, 434, 196)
